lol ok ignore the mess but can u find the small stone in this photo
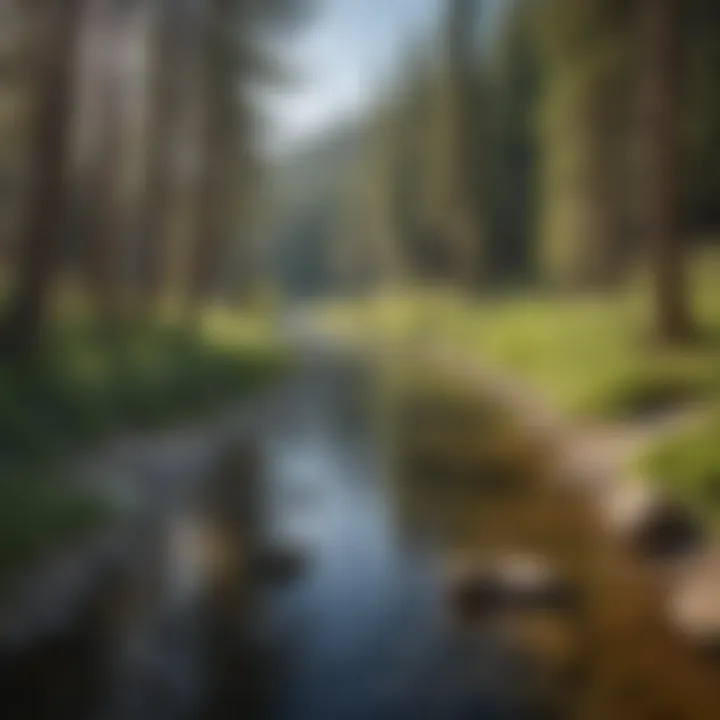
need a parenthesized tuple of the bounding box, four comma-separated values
(496, 554, 579, 613)
(602, 483, 705, 560)
(445, 554, 579, 622)
(445, 559, 503, 620)
(249, 544, 311, 585)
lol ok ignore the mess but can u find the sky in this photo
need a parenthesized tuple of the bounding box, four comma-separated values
(264, 0, 443, 154)
(265, 0, 508, 155)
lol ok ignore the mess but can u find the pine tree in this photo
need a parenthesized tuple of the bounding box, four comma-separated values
(1, 0, 87, 357)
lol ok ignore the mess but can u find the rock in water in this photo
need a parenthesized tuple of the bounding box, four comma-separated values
(445, 554, 579, 623)
(602, 483, 705, 560)
(445, 558, 504, 620)
(248, 544, 311, 585)
(495, 554, 579, 613)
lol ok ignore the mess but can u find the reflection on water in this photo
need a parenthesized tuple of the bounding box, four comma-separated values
(1, 353, 719, 719)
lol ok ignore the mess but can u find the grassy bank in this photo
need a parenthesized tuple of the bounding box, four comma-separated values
(0, 312, 286, 589)
(640, 414, 720, 532)
(320, 248, 720, 524)
(324, 252, 720, 419)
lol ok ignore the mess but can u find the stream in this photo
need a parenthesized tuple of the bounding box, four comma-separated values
(1, 347, 719, 719)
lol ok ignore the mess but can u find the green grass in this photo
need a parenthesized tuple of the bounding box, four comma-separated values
(441, 294, 718, 420)
(640, 414, 720, 533)
(319, 248, 720, 525)
(321, 249, 720, 419)
(0, 312, 287, 590)
(0, 471, 114, 589)
(0, 318, 285, 453)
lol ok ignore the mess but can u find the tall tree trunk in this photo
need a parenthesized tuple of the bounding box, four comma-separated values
(186, 1, 230, 317)
(446, 0, 484, 288)
(0, 0, 85, 357)
(88, 32, 125, 326)
(136, 0, 189, 311)
(642, 0, 694, 342)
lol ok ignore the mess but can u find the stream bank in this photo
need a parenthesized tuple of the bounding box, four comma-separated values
(425, 347, 720, 654)
(1, 342, 719, 718)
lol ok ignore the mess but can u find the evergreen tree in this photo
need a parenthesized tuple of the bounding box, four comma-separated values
(640, 0, 694, 341)
(0, 0, 87, 356)
(536, 0, 634, 287)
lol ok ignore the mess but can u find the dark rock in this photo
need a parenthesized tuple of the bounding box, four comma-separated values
(445, 555, 580, 623)
(248, 544, 311, 585)
(446, 563, 504, 620)
(603, 485, 706, 560)
(494, 555, 580, 613)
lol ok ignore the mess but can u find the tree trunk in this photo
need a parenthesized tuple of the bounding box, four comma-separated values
(642, 0, 694, 342)
(446, 0, 484, 289)
(136, 0, 189, 310)
(0, 0, 85, 357)
(186, 1, 230, 316)
(88, 34, 125, 327)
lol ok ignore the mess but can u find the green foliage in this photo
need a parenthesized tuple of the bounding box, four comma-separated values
(642, 416, 720, 528)
(0, 317, 286, 588)
(484, 0, 540, 283)
(0, 323, 283, 457)
(320, 248, 720, 419)
(0, 470, 112, 590)
(535, 0, 636, 286)
(323, 0, 720, 296)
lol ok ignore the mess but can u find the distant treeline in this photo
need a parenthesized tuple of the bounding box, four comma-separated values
(322, 0, 718, 341)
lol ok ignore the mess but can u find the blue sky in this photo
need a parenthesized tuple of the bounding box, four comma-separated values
(265, 0, 441, 152)
(265, 0, 507, 153)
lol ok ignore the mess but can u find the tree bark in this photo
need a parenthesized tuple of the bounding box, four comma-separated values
(446, 0, 485, 289)
(136, 0, 189, 310)
(186, 1, 233, 317)
(0, 0, 85, 357)
(642, 0, 694, 342)
(88, 30, 125, 326)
